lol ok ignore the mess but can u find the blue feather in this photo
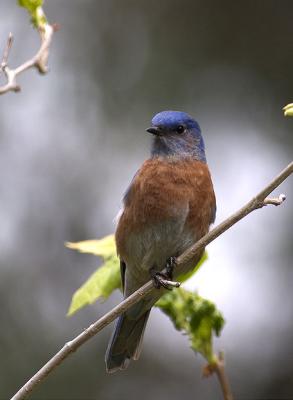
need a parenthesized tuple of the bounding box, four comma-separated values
(149, 110, 206, 162)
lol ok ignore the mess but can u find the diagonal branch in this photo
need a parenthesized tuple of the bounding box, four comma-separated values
(10, 161, 293, 400)
(0, 17, 54, 95)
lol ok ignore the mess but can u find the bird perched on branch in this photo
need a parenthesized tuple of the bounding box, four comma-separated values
(105, 110, 216, 372)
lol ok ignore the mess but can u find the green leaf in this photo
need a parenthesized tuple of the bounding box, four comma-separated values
(66, 236, 121, 316)
(18, 0, 43, 12)
(66, 235, 117, 259)
(156, 288, 225, 363)
(177, 251, 208, 282)
(18, 0, 47, 27)
(67, 255, 121, 316)
(283, 103, 293, 117)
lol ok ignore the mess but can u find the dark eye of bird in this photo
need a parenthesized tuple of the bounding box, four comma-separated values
(176, 125, 185, 134)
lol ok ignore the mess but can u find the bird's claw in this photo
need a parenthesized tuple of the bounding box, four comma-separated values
(166, 256, 177, 280)
(151, 272, 173, 290)
(150, 260, 180, 290)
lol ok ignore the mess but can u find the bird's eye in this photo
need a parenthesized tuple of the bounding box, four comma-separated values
(176, 125, 185, 134)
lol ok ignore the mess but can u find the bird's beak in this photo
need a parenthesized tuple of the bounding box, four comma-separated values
(146, 126, 162, 136)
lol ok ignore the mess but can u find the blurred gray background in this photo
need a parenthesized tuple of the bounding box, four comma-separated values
(0, 1, 293, 399)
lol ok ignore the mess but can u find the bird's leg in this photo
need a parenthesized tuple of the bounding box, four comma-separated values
(150, 259, 180, 290)
(165, 256, 177, 280)
(150, 268, 173, 290)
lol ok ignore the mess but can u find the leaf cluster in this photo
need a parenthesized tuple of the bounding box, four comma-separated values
(66, 235, 225, 361)
(157, 289, 224, 362)
(66, 236, 121, 316)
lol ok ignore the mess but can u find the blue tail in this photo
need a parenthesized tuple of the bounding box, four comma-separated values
(105, 310, 151, 373)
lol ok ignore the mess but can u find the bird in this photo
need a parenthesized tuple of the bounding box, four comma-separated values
(105, 110, 216, 373)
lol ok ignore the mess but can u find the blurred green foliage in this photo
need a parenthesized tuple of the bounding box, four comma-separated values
(283, 103, 293, 117)
(157, 289, 224, 362)
(18, 0, 47, 27)
(66, 235, 225, 361)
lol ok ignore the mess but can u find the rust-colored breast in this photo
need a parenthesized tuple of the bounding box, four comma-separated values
(115, 157, 216, 258)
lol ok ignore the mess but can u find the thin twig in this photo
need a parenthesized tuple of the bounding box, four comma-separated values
(1, 32, 13, 68)
(214, 353, 233, 400)
(203, 352, 233, 400)
(0, 21, 54, 95)
(10, 161, 293, 400)
(263, 193, 286, 206)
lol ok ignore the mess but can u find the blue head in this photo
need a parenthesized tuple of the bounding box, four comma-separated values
(146, 111, 206, 162)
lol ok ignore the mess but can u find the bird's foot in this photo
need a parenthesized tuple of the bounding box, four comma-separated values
(150, 261, 180, 291)
(165, 256, 177, 280)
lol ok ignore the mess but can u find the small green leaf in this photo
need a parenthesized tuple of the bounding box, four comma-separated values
(66, 236, 121, 316)
(18, 0, 47, 28)
(18, 0, 43, 12)
(66, 235, 117, 259)
(178, 251, 208, 282)
(283, 103, 293, 117)
(156, 288, 225, 363)
(67, 255, 121, 316)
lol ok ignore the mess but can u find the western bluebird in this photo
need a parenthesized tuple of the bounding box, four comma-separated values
(105, 110, 216, 372)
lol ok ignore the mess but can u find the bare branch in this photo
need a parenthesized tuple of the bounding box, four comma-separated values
(10, 161, 293, 400)
(0, 22, 54, 95)
(1, 32, 13, 67)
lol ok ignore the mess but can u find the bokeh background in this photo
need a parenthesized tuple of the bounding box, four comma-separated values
(0, 1, 292, 399)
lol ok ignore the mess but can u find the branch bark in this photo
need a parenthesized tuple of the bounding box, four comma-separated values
(10, 161, 293, 400)
(0, 20, 54, 95)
